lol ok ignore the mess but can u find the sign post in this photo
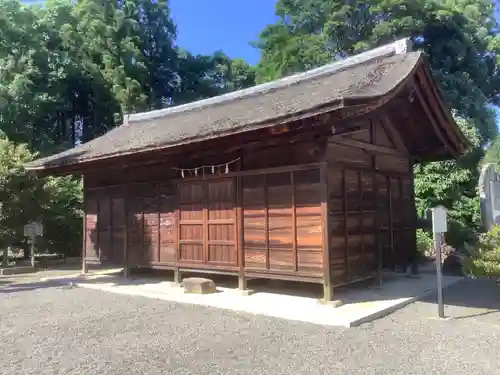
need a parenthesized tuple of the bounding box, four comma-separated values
(23, 222, 43, 268)
(431, 206, 447, 319)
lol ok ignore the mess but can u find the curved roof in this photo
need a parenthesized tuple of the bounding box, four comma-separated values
(25, 38, 467, 171)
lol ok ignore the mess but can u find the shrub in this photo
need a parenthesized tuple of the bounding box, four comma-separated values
(462, 225, 500, 280)
(416, 229, 433, 258)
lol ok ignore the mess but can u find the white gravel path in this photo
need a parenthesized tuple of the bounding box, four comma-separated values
(1, 278, 499, 375)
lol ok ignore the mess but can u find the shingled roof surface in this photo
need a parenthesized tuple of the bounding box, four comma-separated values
(27, 39, 422, 170)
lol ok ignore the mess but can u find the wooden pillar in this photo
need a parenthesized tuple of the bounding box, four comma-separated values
(320, 162, 333, 302)
(263, 174, 269, 271)
(81, 175, 88, 275)
(291, 171, 298, 272)
(374, 173, 383, 286)
(358, 171, 365, 276)
(342, 169, 349, 282)
(398, 176, 405, 271)
(156, 183, 161, 266)
(237, 174, 246, 290)
(370, 119, 382, 285)
(174, 268, 182, 284)
(388, 176, 395, 271)
(123, 172, 129, 278)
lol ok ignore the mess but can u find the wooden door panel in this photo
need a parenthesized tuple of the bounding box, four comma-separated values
(159, 184, 176, 263)
(208, 244, 236, 263)
(180, 243, 204, 261)
(206, 178, 237, 265)
(177, 178, 237, 266)
(142, 187, 159, 263)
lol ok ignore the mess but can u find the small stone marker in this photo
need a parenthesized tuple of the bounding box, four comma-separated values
(183, 277, 217, 294)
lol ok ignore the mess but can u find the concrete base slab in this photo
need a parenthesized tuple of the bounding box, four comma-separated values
(317, 299, 344, 308)
(39, 267, 124, 282)
(231, 289, 255, 297)
(48, 272, 463, 328)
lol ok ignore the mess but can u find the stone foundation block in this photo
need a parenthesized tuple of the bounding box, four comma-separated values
(183, 277, 217, 294)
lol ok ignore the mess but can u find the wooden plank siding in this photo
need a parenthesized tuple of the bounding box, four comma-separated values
(81, 112, 417, 286)
(242, 169, 323, 277)
(83, 145, 325, 282)
(327, 114, 416, 282)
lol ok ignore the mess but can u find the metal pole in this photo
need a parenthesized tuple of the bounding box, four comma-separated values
(434, 231, 444, 318)
(30, 235, 36, 268)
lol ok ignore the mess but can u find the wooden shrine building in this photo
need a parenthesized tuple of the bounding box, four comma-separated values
(26, 38, 468, 301)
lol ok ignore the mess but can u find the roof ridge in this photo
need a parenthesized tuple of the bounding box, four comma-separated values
(127, 38, 413, 124)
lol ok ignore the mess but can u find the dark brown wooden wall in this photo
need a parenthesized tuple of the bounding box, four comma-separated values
(242, 168, 323, 277)
(82, 113, 417, 287)
(327, 115, 416, 284)
(83, 139, 325, 282)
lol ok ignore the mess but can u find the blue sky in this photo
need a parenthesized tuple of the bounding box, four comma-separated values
(169, 0, 277, 65)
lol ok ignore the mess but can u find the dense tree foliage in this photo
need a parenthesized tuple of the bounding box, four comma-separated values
(0, 0, 499, 255)
(0, 133, 82, 257)
(483, 136, 500, 170)
(0, 0, 254, 256)
(255, 0, 500, 247)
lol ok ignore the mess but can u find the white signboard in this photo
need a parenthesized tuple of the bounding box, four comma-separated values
(24, 222, 43, 237)
(431, 206, 447, 233)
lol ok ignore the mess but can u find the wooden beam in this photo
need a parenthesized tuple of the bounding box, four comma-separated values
(330, 137, 403, 157)
(411, 78, 450, 151)
(380, 114, 409, 155)
(320, 162, 333, 302)
(417, 66, 464, 154)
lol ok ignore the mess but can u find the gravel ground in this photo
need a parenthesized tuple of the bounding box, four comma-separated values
(1, 278, 499, 375)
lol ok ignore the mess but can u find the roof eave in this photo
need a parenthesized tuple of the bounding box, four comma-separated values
(418, 58, 471, 157)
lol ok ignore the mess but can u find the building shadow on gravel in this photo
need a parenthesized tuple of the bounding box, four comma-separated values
(0, 280, 72, 294)
(419, 277, 500, 319)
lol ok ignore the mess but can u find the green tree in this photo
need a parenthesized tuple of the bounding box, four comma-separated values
(255, 0, 500, 247)
(0, 134, 82, 257)
(39, 175, 83, 257)
(0, 0, 257, 258)
(174, 50, 255, 105)
(483, 135, 500, 170)
(0, 135, 45, 250)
